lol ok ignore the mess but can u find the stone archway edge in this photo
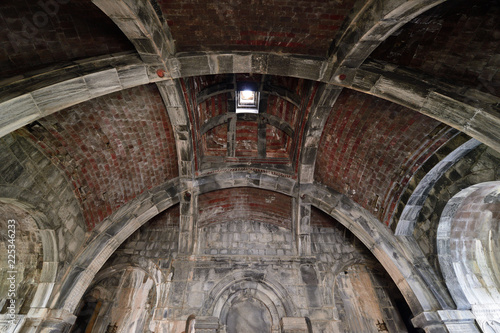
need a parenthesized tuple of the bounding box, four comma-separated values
(45, 173, 448, 322)
(1, 52, 499, 153)
(50, 178, 181, 311)
(396, 138, 482, 237)
(437, 182, 500, 310)
(299, 183, 452, 313)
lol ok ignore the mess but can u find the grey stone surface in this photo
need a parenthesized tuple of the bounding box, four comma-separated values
(2, 0, 499, 331)
(226, 297, 272, 333)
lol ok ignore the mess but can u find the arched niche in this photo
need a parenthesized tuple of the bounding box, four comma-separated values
(202, 270, 297, 333)
(224, 292, 273, 333)
(438, 181, 500, 331)
(0, 200, 58, 330)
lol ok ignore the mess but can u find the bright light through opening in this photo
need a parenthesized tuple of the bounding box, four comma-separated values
(236, 83, 259, 113)
(239, 90, 256, 105)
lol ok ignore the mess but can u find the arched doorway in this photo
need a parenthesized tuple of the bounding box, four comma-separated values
(226, 294, 272, 333)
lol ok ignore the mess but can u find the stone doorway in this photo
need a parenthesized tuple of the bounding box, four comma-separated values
(226, 295, 272, 333)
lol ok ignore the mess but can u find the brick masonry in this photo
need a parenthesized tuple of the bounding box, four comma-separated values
(392, 133, 472, 231)
(1, 0, 499, 330)
(183, 74, 316, 173)
(22, 84, 178, 229)
(371, 0, 500, 97)
(198, 187, 292, 230)
(416, 145, 500, 273)
(158, 0, 356, 56)
(0, 0, 133, 80)
(76, 198, 407, 333)
(315, 89, 452, 224)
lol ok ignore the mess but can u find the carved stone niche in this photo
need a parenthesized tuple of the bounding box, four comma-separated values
(202, 270, 309, 333)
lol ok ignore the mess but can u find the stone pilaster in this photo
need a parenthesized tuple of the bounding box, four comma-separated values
(178, 190, 198, 255)
(296, 197, 312, 256)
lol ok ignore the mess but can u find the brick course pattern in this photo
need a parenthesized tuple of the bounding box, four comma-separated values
(158, 0, 356, 56)
(107, 204, 180, 260)
(0, 0, 133, 79)
(199, 221, 294, 256)
(371, 0, 500, 96)
(198, 187, 292, 229)
(449, 184, 500, 260)
(22, 85, 179, 229)
(185, 74, 316, 171)
(315, 89, 451, 224)
(310, 206, 336, 228)
(391, 133, 471, 231)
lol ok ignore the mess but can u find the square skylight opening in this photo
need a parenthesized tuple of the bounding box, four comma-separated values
(239, 90, 256, 105)
(236, 82, 259, 114)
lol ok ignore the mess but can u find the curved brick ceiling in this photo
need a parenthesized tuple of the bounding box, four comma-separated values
(183, 74, 317, 175)
(20, 85, 178, 229)
(198, 188, 292, 229)
(315, 89, 455, 225)
(1, 0, 493, 233)
(371, 0, 500, 96)
(0, 0, 134, 79)
(159, 0, 356, 56)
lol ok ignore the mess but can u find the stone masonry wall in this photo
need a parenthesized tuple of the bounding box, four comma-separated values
(334, 265, 407, 333)
(0, 204, 43, 315)
(0, 133, 85, 273)
(78, 205, 180, 332)
(104, 204, 180, 270)
(198, 221, 294, 256)
(77, 206, 411, 333)
(198, 188, 292, 229)
(416, 145, 500, 273)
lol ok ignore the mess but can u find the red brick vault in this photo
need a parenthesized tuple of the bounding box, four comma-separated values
(0, 0, 133, 78)
(0, 0, 499, 332)
(21, 85, 178, 229)
(158, 0, 356, 56)
(315, 89, 454, 225)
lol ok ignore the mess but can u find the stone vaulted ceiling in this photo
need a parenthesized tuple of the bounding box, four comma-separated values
(1, 0, 500, 331)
